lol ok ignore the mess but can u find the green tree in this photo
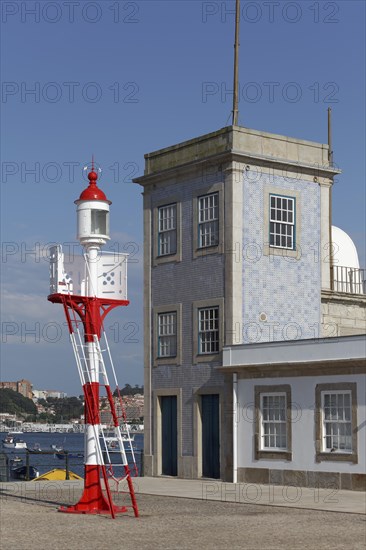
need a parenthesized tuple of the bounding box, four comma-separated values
(52, 396, 83, 423)
(0, 389, 37, 417)
(113, 384, 143, 397)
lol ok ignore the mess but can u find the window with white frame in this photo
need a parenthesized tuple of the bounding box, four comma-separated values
(321, 391, 352, 452)
(198, 193, 219, 248)
(260, 393, 287, 450)
(198, 307, 219, 354)
(269, 194, 295, 250)
(158, 312, 177, 358)
(158, 204, 177, 256)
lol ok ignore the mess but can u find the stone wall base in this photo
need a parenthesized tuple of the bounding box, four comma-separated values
(237, 467, 366, 491)
(143, 454, 154, 477)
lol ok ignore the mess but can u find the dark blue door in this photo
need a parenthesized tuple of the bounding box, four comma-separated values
(202, 394, 220, 479)
(161, 396, 177, 476)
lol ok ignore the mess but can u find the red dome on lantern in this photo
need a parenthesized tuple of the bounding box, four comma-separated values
(77, 169, 111, 204)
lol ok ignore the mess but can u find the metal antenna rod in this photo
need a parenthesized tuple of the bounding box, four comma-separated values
(328, 108, 333, 165)
(232, 0, 240, 126)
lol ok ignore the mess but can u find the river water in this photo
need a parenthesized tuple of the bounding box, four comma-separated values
(1, 431, 144, 480)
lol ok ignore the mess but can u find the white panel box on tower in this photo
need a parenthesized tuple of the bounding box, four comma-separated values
(49, 244, 128, 300)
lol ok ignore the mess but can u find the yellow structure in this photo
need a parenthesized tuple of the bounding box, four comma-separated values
(34, 469, 82, 481)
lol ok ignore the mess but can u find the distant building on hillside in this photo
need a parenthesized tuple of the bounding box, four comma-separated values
(0, 379, 33, 399)
(32, 389, 67, 400)
(100, 395, 144, 424)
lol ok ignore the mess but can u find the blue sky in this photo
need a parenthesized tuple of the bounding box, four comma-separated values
(1, 1, 365, 395)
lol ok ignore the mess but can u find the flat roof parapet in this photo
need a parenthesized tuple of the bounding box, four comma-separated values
(134, 125, 341, 183)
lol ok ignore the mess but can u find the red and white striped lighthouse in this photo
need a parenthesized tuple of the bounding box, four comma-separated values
(48, 162, 138, 518)
(75, 166, 110, 511)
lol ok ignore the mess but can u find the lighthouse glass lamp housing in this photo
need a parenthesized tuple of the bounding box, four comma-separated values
(75, 169, 111, 246)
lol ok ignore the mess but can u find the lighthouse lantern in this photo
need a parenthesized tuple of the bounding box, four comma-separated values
(75, 169, 111, 245)
(76, 199, 110, 244)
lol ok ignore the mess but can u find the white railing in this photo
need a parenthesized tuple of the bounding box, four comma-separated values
(332, 266, 365, 295)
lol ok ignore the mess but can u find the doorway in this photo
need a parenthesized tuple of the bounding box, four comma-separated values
(201, 394, 220, 478)
(161, 395, 177, 476)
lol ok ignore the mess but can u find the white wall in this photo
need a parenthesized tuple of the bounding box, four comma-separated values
(238, 374, 365, 473)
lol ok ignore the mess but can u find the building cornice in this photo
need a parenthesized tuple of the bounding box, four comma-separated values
(322, 289, 366, 305)
(217, 358, 366, 378)
(134, 149, 340, 188)
(219, 334, 366, 378)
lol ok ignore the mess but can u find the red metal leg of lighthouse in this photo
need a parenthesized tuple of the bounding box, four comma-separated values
(50, 294, 139, 518)
(59, 379, 125, 517)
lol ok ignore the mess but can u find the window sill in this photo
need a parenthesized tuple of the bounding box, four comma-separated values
(154, 253, 181, 266)
(193, 244, 223, 259)
(316, 452, 358, 464)
(197, 243, 219, 250)
(157, 252, 177, 259)
(153, 356, 180, 367)
(255, 450, 292, 461)
(263, 244, 300, 259)
(194, 352, 221, 364)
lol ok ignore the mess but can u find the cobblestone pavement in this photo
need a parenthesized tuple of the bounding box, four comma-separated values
(0, 484, 365, 550)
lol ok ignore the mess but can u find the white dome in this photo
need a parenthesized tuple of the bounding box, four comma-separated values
(331, 226, 360, 269)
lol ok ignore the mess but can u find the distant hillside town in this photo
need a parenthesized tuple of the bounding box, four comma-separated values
(0, 378, 144, 430)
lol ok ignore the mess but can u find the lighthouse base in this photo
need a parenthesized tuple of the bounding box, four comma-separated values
(58, 465, 128, 516)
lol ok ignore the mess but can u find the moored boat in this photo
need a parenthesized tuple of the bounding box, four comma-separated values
(10, 456, 23, 465)
(2, 436, 27, 449)
(104, 435, 136, 452)
(50, 444, 63, 452)
(122, 433, 135, 442)
(55, 451, 84, 460)
(104, 433, 135, 448)
(27, 443, 42, 453)
(11, 465, 39, 480)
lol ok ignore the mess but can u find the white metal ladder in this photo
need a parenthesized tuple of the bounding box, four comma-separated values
(68, 325, 137, 483)
(96, 331, 138, 477)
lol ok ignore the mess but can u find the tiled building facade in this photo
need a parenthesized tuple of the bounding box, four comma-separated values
(242, 170, 322, 342)
(135, 125, 366, 485)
